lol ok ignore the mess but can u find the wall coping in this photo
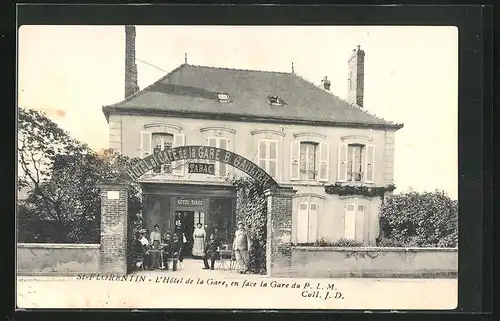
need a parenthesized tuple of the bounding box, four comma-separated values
(293, 246, 458, 252)
(17, 243, 101, 249)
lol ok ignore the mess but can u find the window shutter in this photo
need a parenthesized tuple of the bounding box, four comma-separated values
(290, 141, 300, 180)
(365, 144, 375, 183)
(356, 205, 365, 242)
(172, 133, 185, 176)
(140, 131, 152, 159)
(269, 140, 278, 180)
(308, 203, 319, 242)
(296, 203, 309, 243)
(318, 142, 329, 182)
(337, 143, 348, 182)
(218, 138, 228, 177)
(344, 204, 356, 240)
(258, 140, 267, 171)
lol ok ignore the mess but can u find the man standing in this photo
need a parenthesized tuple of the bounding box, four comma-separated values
(232, 222, 251, 274)
(203, 233, 220, 270)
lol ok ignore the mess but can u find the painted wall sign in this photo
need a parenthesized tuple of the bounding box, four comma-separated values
(125, 145, 279, 190)
(188, 162, 215, 175)
(175, 197, 205, 208)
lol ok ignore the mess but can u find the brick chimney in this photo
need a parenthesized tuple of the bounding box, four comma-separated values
(347, 45, 365, 107)
(125, 25, 139, 98)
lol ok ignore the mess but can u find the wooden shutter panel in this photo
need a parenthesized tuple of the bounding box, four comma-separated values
(337, 143, 348, 182)
(365, 144, 375, 183)
(258, 140, 267, 171)
(344, 204, 356, 239)
(140, 131, 152, 159)
(218, 138, 228, 177)
(308, 203, 319, 242)
(269, 140, 278, 180)
(172, 133, 185, 176)
(318, 142, 329, 182)
(356, 205, 365, 242)
(290, 141, 300, 180)
(296, 203, 309, 243)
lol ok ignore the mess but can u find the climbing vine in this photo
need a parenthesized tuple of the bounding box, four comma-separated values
(228, 176, 267, 275)
(324, 183, 396, 199)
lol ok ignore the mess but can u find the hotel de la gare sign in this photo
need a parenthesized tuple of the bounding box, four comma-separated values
(126, 145, 279, 190)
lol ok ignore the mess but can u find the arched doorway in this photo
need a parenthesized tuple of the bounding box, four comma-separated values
(98, 146, 295, 276)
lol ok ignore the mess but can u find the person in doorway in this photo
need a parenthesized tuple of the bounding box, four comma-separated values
(149, 224, 162, 270)
(203, 233, 220, 270)
(192, 223, 206, 257)
(233, 222, 251, 274)
(138, 229, 150, 269)
(161, 232, 172, 270)
(167, 233, 183, 271)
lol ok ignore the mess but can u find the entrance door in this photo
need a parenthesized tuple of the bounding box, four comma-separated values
(174, 211, 195, 257)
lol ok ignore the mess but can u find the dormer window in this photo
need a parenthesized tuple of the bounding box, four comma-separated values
(268, 95, 285, 106)
(217, 93, 230, 102)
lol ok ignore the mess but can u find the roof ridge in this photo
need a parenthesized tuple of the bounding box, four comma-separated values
(291, 72, 398, 125)
(104, 63, 189, 108)
(187, 63, 292, 75)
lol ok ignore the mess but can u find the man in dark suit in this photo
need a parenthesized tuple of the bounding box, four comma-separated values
(168, 233, 183, 271)
(203, 233, 220, 270)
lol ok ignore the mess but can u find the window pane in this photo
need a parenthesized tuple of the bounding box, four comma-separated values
(208, 138, 217, 147)
(269, 141, 277, 159)
(299, 203, 308, 211)
(259, 141, 267, 159)
(219, 163, 227, 177)
(259, 159, 266, 170)
(269, 160, 277, 178)
(219, 138, 227, 150)
(346, 204, 355, 211)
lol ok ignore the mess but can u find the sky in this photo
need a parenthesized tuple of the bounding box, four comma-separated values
(17, 26, 458, 200)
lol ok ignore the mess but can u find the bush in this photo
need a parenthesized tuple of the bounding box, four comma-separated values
(378, 190, 458, 248)
(295, 238, 363, 247)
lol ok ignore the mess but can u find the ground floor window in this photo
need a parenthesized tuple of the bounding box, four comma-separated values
(344, 203, 365, 240)
(296, 202, 319, 243)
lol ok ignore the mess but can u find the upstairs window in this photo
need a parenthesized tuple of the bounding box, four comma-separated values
(217, 93, 230, 102)
(299, 142, 317, 180)
(268, 95, 285, 106)
(152, 133, 173, 174)
(338, 143, 375, 183)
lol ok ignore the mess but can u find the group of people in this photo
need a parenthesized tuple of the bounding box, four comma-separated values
(133, 221, 252, 274)
(134, 225, 183, 271)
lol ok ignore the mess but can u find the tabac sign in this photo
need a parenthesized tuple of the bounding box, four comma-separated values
(125, 145, 279, 190)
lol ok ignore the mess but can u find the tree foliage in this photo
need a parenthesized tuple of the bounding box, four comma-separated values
(231, 176, 267, 275)
(17, 107, 142, 243)
(378, 190, 458, 248)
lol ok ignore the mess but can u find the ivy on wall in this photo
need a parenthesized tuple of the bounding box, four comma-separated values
(324, 183, 396, 199)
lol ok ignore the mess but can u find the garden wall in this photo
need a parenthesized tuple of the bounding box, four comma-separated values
(271, 247, 458, 278)
(17, 243, 101, 276)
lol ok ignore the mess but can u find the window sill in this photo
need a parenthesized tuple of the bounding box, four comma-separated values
(335, 181, 375, 186)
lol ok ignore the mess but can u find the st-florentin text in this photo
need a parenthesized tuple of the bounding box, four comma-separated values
(126, 145, 276, 189)
(76, 274, 343, 300)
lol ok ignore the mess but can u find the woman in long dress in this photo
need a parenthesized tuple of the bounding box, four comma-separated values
(192, 223, 206, 257)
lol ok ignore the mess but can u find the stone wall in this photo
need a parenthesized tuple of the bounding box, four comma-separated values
(17, 243, 100, 276)
(272, 247, 458, 278)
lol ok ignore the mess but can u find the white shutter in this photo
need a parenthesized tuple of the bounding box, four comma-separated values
(258, 140, 267, 171)
(218, 138, 228, 177)
(337, 143, 348, 182)
(140, 131, 152, 159)
(365, 144, 375, 183)
(308, 203, 319, 242)
(172, 133, 185, 176)
(318, 142, 329, 182)
(356, 205, 365, 242)
(269, 140, 278, 179)
(290, 141, 300, 180)
(296, 203, 309, 243)
(344, 204, 356, 240)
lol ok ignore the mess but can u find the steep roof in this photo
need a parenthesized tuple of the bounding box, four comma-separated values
(103, 64, 403, 130)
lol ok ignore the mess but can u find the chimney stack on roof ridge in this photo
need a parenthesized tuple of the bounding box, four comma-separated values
(125, 25, 140, 98)
(346, 45, 365, 108)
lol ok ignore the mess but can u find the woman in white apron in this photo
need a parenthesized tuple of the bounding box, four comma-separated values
(192, 223, 206, 257)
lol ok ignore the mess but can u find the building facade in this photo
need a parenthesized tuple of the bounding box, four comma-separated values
(102, 41, 403, 249)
